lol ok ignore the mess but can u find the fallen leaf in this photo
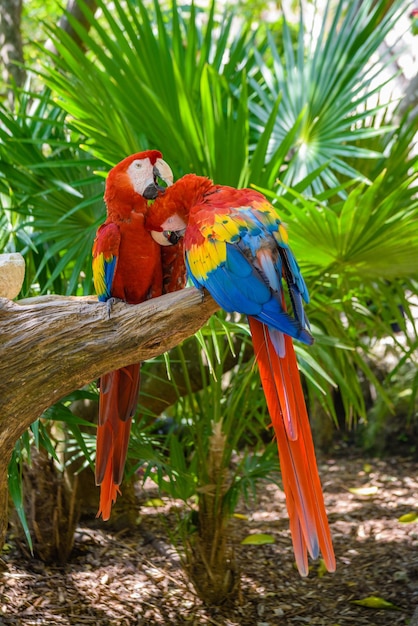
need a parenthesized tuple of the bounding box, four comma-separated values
(352, 595, 401, 610)
(143, 498, 165, 507)
(233, 513, 249, 520)
(241, 533, 275, 545)
(398, 512, 418, 523)
(348, 486, 378, 497)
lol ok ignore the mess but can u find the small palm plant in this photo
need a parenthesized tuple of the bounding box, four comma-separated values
(0, 88, 105, 296)
(130, 317, 280, 603)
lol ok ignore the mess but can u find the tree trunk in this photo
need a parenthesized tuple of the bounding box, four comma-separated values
(0, 288, 219, 549)
(186, 422, 239, 605)
(45, 0, 99, 54)
(0, 0, 26, 105)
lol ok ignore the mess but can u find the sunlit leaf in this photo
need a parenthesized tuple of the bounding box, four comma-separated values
(241, 533, 275, 545)
(398, 512, 418, 524)
(352, 595, 401, 610)
(348, 486, 379, 496)
(144, 498, 166, 508)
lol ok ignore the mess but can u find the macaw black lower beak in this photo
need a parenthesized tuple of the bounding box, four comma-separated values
(150, 228, 186, 246)
(143, 183, 159, 199)
(143, 183, 168, 199)
(166, 229, 185, 244)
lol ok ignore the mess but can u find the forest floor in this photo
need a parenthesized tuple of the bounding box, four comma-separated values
(0, 449, 417, 626)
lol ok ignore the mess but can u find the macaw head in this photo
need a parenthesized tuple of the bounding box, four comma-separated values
(104, 150, 173, 213)
(146, 173, 213, 246)
(148, 211, 188, 247)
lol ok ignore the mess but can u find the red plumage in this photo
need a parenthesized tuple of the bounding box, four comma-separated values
(92, 151, 183, 520)
(146, 174, 336, 575)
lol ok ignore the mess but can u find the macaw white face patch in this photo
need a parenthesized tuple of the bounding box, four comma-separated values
(127, 158, 155, 196)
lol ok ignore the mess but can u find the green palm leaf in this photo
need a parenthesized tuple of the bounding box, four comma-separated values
(249, 0, 408, 191)
(0, 90, 104, 295)
(40, 0, 256, 176)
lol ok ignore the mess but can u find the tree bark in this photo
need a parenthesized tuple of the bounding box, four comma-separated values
(0, 288, 219, 548)
(45, 0, 99, 54)
(0, 0, 25, 105)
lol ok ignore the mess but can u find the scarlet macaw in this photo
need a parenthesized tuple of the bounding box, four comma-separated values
(146, 173, 336, 576)
(92, 150, 174, 520)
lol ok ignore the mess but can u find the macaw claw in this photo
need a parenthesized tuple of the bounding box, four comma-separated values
(106, 297, 123, 319)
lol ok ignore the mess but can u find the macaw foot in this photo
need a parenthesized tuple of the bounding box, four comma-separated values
(106, 297, 123, 320)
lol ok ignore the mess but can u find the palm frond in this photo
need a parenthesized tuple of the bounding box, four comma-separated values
(248, 0, 409, 191)
(0, 89, 104, 295)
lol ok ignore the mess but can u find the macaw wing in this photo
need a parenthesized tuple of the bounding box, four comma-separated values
(186, 241, 268, 312)
(185, 201, 312, 343)
(92, 222, 120, 301)
(279, 245, 311, 332)
(250, 199, 310, 311)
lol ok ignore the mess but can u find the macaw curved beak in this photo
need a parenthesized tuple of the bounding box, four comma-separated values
(151, 228, 186, 246)
(154, 158, 174, 188)
(143, 158, 174, 199)
(150, 213, 187, 246)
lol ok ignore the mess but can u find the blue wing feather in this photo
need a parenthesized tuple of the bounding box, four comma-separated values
(185, 202, 313, 344)
(100, 256, 117, 301)
(92, 222, 120, 301)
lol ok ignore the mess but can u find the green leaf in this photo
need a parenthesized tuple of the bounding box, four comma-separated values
(248, 0, 406, 193)
(317, 559, 328, 578)
(144, 498, 166, 508)
(398, 512, 418, 524)
(8, 450, 33, 553)
(241, 533, 275, 545)
(352, 596, 401, 610)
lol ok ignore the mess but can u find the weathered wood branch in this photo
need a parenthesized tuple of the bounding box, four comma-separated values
(0, 287, 219, 547)
(0, 287, 219, 452)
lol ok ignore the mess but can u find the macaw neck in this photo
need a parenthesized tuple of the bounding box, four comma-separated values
(162, 174, 216, 221)
(106, 197, 149, 222)
(177, 174, 215, 208)
(145, 174, 217, 233)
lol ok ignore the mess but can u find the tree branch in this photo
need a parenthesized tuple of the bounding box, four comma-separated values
(0, 288, 219, 456)
(0, 287, 219, 548)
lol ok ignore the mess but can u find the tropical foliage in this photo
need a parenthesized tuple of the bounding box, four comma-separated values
(0, 90, 104, 295)
(1, 0, 417, 599)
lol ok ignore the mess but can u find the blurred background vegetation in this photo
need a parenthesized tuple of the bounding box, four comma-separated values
(0, 0, 417, 601)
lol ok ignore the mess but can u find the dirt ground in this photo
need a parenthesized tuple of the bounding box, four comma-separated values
(1, 450, 417, 626)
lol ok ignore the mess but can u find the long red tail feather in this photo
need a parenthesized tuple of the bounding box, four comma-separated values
(249, 317, 335, 576)
(95, 364, 140, 519)
(97, 460, 121, 521)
